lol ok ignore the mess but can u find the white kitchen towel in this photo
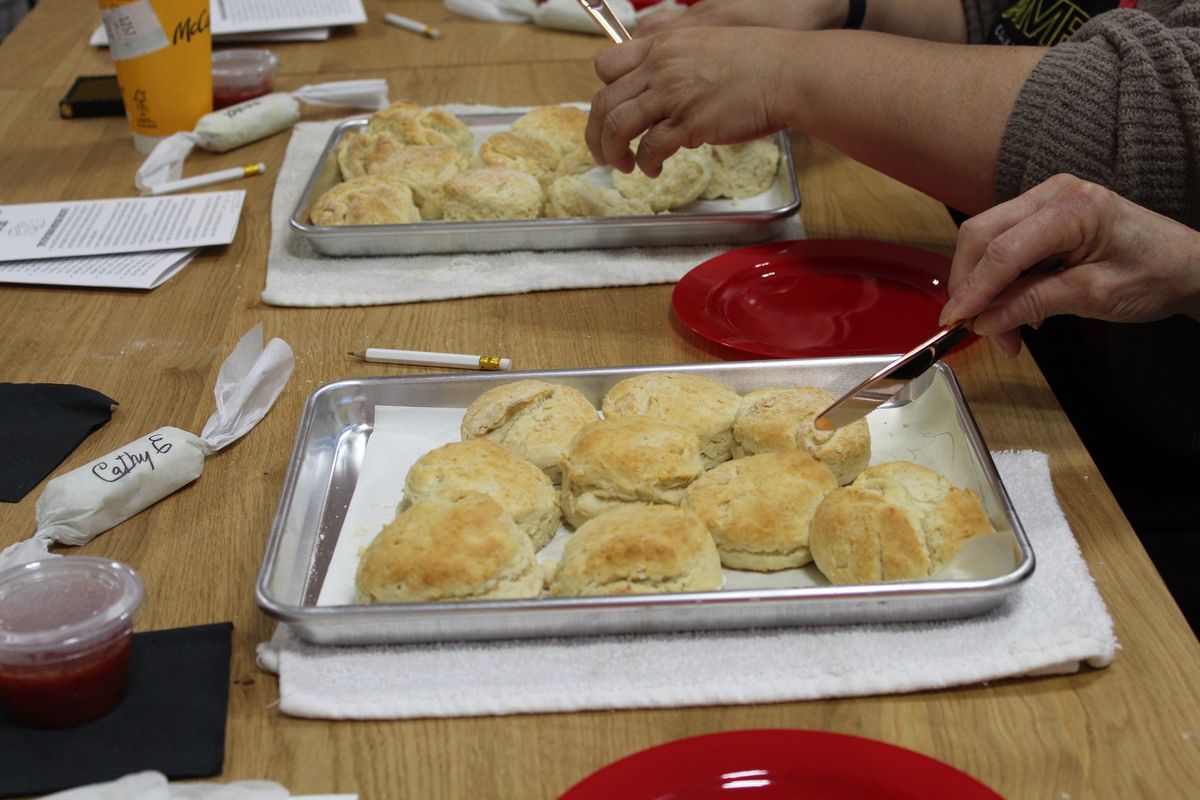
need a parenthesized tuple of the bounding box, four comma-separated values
(260, 106, 805, 307)
(256, 450, 1117, 719)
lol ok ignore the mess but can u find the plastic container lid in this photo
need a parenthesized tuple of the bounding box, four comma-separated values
(0, 557, 144, 661)
(212, 48, 279, 97)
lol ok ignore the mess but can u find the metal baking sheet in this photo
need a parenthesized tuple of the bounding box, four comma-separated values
(256, 359, 1035, 645)
(288, 112, 802, 256)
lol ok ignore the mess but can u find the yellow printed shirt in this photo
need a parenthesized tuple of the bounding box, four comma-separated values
(987, 0, 1122, 45)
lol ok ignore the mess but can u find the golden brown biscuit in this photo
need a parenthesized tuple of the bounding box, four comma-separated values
(544, 175, 654, 218)
(356, 492, 541, 602)
(611, 143, 714, 212)
(509, 105, 595, 176)
(337, 135, 467, 220)
(732, 386, 871, 485)
(364, 100, 475, 158)
(401, 439, 560, 551)
(478, 131, 561, 187)
(809, 461, 996, 585)
(460, 379, 599, 483)
(683, 449, 838, 570)
(442, 167, 544, 222)
(701, 139, 782, 200)
(547, 505, 722, 596)
(601, 372, 741, 468)
(336, 130, 382, 180)
(558, 417, 705, 529)
(309, 174, 422, 226)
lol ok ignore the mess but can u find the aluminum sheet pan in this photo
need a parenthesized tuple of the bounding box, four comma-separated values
(289, 113, 801, 256)
(257, 360, 1034, 645)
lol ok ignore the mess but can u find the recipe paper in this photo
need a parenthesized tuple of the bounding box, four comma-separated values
(0, 250, 197, 289)
(0, 192, 244, 261)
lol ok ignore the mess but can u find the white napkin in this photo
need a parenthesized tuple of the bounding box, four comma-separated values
(136, 81, 391, 192)
(0, 325, 295, 572)
(445, 0, 639, 34)
(260, 106, 805, 307)
(256, 450, 1117, 719)
(37, 770, 354, 800)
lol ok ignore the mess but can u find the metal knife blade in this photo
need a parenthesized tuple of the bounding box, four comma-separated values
(576, 0, 632, 43)
(813, 255, 1066, 431)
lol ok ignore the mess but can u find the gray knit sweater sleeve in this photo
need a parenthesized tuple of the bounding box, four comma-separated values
(994, 1, 1200, 226)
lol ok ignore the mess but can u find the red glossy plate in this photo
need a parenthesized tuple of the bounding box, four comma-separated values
(559, 729, 1004, 800)
(672, 240, 952, 358)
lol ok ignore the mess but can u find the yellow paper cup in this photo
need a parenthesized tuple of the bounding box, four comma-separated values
(99, 0, 213, 153)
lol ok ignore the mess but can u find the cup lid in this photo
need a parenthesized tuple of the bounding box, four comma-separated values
(212, 48, 280, 85)
(0, 557, 144, 655)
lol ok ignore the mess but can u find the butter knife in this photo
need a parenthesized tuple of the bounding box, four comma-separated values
(576, 0, 632, 43)
(814, 256, 1066, 431)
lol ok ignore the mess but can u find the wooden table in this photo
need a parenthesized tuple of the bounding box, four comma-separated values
(2, 2, 1198, 797)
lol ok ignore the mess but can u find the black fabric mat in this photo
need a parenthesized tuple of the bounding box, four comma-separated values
(0, 383, 117, 503)
(0, 622, 233, 797)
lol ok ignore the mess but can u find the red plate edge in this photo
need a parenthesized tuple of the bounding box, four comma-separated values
(671, 239, 960, 359)
(559, 729, 1005, 800)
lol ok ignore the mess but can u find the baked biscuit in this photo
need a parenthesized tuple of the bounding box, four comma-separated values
(701, 139, 782, 199)
(442, 168, 544, 222)
(809, 461, 996, 585)
(309, 174, 421, 226)
(558, 417, 705, 529)
(732, 386, 871, 485)
(460, 379, 599, 483)
(547, 505, 722, 596)
(682, 450, 837, 570)
(336, 130, 384, 180)
(611, 142, 714, 212)
(337, 135, 467, 219)
(509, 105, 594, 176)
(478, 131, 561, 187)
(364, 100, 475, 158)
(401, 439, 560, 551)
(544, 175, 654, 218)
(356, 492, 541, 602)
(601, 372, 740, 468)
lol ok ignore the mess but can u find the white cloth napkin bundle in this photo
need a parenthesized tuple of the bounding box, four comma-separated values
(260, 106, 805, 307)
(444, 0, 640, 35)
(37, 770, 353, 800)
(256, 450, 1117, 719)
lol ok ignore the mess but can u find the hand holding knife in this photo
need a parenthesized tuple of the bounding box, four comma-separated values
(814, 256, 1067, 431)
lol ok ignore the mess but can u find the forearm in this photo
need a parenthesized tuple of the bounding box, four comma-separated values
(776, 31, 1046, 213)
(862, 0, 969, 42)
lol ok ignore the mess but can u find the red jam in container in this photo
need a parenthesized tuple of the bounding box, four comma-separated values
(212, 49, 280, 110)
(0, 557, 144, 728)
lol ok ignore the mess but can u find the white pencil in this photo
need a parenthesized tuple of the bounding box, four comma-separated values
(141, 163, 266, 196)
(348, 348, 511, 371)
(383, 12, 442, 39)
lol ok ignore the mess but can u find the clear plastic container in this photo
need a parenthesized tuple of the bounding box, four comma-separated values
(212, 48, 280, 110)
(0, 557, 144, 728)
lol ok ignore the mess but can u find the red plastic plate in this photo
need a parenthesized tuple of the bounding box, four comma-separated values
(672, 240, 952, 358)
(559, 729, 1004, 800)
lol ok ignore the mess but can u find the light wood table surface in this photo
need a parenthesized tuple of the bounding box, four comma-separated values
(1, 2, 1198, 797)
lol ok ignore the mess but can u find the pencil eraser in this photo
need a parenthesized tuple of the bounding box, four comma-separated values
(499, 358, 512, 371)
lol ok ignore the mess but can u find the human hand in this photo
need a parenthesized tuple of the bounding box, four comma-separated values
(940, 174, 1200, 357)
(636, 0, 846, 37)
(586, 27, 792, 174)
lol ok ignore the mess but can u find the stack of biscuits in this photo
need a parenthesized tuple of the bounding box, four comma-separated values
(309, 100, 783, 227)
(354, 373, 996, 603)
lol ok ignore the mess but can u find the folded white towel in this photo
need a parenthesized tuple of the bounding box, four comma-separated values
(256, 450, 1117, 719)
(260, 105, 805, 307)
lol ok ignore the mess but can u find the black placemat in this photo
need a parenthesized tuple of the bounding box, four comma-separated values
(0, 383, 117, 503)
(0, 622, 233, 797)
